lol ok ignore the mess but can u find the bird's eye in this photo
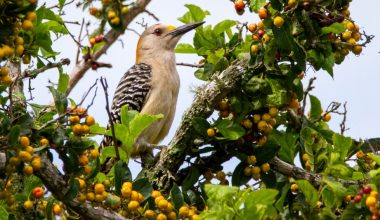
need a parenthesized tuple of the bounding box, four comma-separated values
(153, 28, 162, 36)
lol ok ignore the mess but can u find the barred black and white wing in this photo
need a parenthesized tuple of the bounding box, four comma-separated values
(100, 63, 152, 148)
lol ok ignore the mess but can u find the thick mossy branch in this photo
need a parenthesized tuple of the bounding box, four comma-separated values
(34, 154, 128, 220)
(145, 59, 248, 189)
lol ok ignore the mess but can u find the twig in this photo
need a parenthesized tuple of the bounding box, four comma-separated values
(144, 9, 159, 21)
(100, 77, 120, 160)
(86, 86, 98, 110)
(47, 0, 75, 9)
(76, 19, 85, 64)
(126, 28, 141, 36)
(78, 79, 98, 106)
(176, 62, 204, 68)
(63, 22, 84, 48)
(300, 77, 317, 122)
(340, 102, 348, 135)
(64, 21, 81, 25)
(23, 58, 71, 79)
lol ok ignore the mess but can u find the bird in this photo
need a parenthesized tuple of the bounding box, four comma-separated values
(100, 21, 205, 159)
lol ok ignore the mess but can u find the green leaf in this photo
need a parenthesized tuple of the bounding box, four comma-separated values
(192, 117, 210, 137)
(333, 133, 352, 161)
(57, 71, 69, 94)
(271, 130, 298, 163)
(216, 119, 245, 140)
(99, 146, 128, 164)
(213, 20, 238, 35)
(231, 162, 251, 186)
(48, 86, 67, 114)
(309, 95, 322, 120)
(321, 22, 345, 34)
(296, 180, 319, 207)
(204, 184, 239, 208)
(86, 157, 100, 180)
(42, 21, 68, 35)
(175, 43, 196, 54)
(46, 199, 54, 220)
(63, 178, 80, 202)
(89, 123, 107, 135)
(133, 178, 153, 199)
(170, 183, 184, 210)
(250, 0, 266, 12)
(24, 175, 42, 197)
(8, 125, 20, 147)
(243, 189, 279, 219)
(0, 205, 8, 219)
(182, 166, 201, 191)
(322, 177, 347, 208)
(58, 0, 66, 10)
(114, 161, 131, 196)
(178, 4, 209, 24)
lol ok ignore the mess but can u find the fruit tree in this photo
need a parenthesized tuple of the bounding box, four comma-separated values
(0, 0, 379, 219)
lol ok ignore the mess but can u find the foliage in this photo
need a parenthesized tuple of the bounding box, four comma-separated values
(0, 0, 377, 219)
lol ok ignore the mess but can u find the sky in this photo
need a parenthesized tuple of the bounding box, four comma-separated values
(31, 0, 380, 175)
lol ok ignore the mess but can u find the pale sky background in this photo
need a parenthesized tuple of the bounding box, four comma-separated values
(31, 0, 380, 175)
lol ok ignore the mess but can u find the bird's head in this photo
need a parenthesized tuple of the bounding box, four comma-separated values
(136, 21, 205, 64)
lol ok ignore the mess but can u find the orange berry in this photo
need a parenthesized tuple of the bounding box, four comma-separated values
(290, 183, 299, 193)
(248, 23, 257, 33)
(261, 163, 270, 172)
(53, 204, 62, 215)
(269, 107, 279, 117)
(251, 166, 260, 175)
(323, 113, 331, 122)
(79, 154, 89, 166)
(151, 190, 161, 198)
(167, 211, 176, 220)
(121, 186, 132, 198)
(94, 183, 105, 194)
(246, 155, 257, 165)
(289, 98, 299, 109)
(366, 196, 377, 207)
(69, 115, 80, 124)
(258, 7, 268, 19)
(26, 12, 37, 21)
(157, 199, 169, 210)
(89, 149, 99, 159)
(32, 187, 44, 199)
(72, 124, 82, 135)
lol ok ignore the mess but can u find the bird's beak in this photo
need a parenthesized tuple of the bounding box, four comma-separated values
(167, 21, 205, 37)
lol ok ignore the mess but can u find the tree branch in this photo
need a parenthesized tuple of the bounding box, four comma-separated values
(66, 0, 152, 96)
(34, 154, 127, 220)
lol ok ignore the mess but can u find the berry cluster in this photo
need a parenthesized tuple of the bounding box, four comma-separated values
(243, 155, 271, 180)
(68, 106, 96, 136)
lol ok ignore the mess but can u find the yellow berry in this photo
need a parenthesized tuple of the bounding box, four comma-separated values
(69, 115, 80, 124)
(207, 128, 216, 137)
(144, 209, 156, 219)
(253, 114, 261, 123)
(257, 120, 268, 131)
(0, 67, 9, 76)
(76, 178, 86, 190)
(290, 183, 299, 193)
(128, 200, 140, 211)
(323, 113, 331, 122)
(15, 44, 24, 56)
(81, 124, 90, 134)
(18, 150, 32, 162)
(251, 166, 260, 175)
(167, 211, 176, 220)
(151, 190, 161, 198)
(243, 166, 252, 176)
(366, 196, 377, 207)
(216, 171, 226, 181)
(273, 16, 285, 28)
(23, 200, 34, 210)
(23, 165, 33, 175)
(122, 181, 132, 189)
(110, 17, 120, 25)
(269, 107, 279, 117)
(85, 116, 95, 126)
(121, 186, 132, 198)
(19, 136, 30, 147)
(179, 206, 190, 217)
(156, 213, 167, 220)
(26, 12, 37, 21)
(257, 136, 267, 146)
(191, 215, 201, 220)
(157, 199, 169, 210)
(72, 124, 82, 135)
(22, 20, 33, 31)
(302, 153, 308, 162)
(242, 118, 253, 129)
(89, 149, 99, 159)
(121, 6, 129, 14)
(246, 155, 257, 165)
(53, 204, 62, 215)
(107, 10, 117, 19)
(40, 138, 49, 146)
(94, 183, 105, 194)
(86, 192, 95, 201)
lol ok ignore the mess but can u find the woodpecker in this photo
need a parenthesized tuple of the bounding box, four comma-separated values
(101, 21, 205, 157)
